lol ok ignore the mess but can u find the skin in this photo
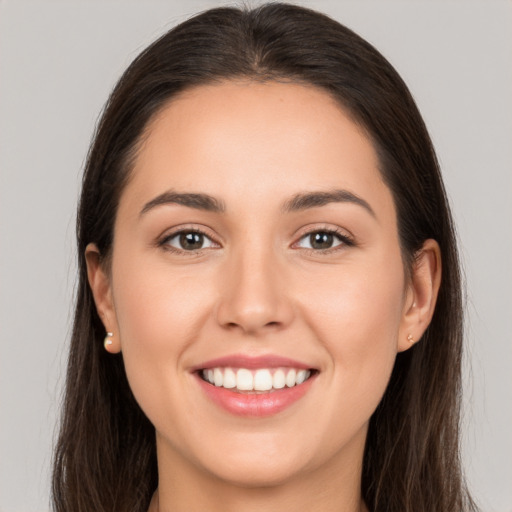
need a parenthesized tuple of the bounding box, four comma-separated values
(86, 81, 441, 512)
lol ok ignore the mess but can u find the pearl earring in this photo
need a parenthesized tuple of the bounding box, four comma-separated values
(104, 332, 114, 350)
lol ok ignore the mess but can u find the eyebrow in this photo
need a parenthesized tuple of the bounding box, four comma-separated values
(282, 189, 376, 217)
(140, 188, 375, 218)
(140, 191, 226, 216)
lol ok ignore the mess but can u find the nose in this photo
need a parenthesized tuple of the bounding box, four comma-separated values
(215, 247, 294, 336)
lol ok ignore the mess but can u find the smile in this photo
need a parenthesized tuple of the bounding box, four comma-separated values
(194, 355, 318, 417)
(201, 367, 312, 392)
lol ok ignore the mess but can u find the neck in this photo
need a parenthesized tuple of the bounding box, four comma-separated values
(149, 483, 367, 512)
(149, 433, 368, 512)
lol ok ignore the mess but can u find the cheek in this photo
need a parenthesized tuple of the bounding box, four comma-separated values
(109, 251, 215, 408)
(298, 252, 405, 411)
(112, 251, 211, 348)
(301, 256, 405, 344)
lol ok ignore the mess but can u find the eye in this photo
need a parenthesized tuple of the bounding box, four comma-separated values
(295, 230, 350, 251)
(162, 230, 217, 251)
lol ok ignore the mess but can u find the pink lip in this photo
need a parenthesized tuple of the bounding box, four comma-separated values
(191, 354, 313, 371)
(191, 354, 317, 417)
(195, 374, 316, 417)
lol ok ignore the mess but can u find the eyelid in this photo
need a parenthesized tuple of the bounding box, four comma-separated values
(291, 225, 355, 251)
(157, 224, 222, 252)
(155, 223, 354, 254)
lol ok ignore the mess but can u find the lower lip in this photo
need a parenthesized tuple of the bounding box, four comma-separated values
(195, 373, 316, 417)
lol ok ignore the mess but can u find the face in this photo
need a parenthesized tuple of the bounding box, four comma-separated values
(91, 81, 421, 488)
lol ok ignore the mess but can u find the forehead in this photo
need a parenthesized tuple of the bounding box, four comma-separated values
(121, 80, 393, 218)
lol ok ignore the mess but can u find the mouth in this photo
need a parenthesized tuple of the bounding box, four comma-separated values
(199, 366, 315, 393)
(193, 355, 318, 417)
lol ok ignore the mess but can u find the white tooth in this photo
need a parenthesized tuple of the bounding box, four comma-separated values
(214, 368, 223, 387)
(296, 369, 308, 385)
(236, 369, 254, 390)
(273, 369, 286, 389)
(285, 369, 296, 387)
(254, 369, 273, 391)
(207, 369, 214, 384)
(223, 368, 236, 389)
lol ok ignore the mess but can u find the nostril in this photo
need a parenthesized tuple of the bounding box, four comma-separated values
(215, 288, 295, 334)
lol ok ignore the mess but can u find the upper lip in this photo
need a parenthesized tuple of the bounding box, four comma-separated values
(191, 354, 315, 371)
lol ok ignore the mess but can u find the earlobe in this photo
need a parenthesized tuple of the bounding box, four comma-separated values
(398, 239, 442, 352)
(85, 243, 122, 354)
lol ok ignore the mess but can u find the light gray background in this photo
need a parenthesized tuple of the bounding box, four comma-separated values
(1, 1, 511, 511)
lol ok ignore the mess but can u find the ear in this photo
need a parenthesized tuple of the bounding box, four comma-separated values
(398, 239, 442, 352)
(85, 243, 121, 354)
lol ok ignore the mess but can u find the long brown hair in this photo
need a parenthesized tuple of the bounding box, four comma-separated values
(52, 4, 477, 511)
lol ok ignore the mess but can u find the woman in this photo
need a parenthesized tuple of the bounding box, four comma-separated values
(52, 3, 477, 511)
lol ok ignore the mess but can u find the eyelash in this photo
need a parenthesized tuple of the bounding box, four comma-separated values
(293, 227, 355, 254)
(158, 227, 218, 254)
(157, 226, 355, 255)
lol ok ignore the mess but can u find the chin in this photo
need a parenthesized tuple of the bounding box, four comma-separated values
(189, 436, 320, 489)
(206, 458, 308, 489)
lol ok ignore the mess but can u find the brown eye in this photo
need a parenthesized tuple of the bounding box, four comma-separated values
(164, 230, 217, 251)
(180, 232, 204, 250)
(296, 230, 347, 251)
(310, 232, 334, 249)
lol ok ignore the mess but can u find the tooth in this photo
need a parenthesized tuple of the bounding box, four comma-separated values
(254, 369, 273, 391)
(236, 369, 254, 390)
(285, 369, 296, 387)
(223, 368, 236, 388)
(273, 369, 286, 389)
(214, 368, 223, 387)
(296, 369, 308, 385)
(204, 367, 311, 390)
